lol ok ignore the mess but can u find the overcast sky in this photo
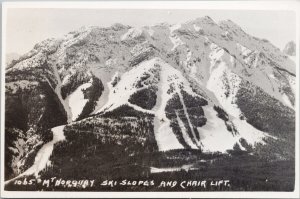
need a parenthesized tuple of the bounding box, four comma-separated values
(5, 8, 296, 55)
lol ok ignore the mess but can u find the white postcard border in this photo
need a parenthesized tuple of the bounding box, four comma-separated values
(1, 1, 299, 198)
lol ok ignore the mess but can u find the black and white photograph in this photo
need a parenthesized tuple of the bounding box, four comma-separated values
(1, 1, 299, 198)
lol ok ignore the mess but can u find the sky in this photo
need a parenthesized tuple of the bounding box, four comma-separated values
(5, 8, 296, 55)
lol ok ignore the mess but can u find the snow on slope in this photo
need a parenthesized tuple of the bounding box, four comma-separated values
(232, 118, 272, 146)
(170, 23, 182, 33)
(169, 35, 184, 51)
(152, 58, 185, 151)
(153, 117, 184, 151)
(4, 18, 296, 185)
(204, 45, 273, 151)
(169, 23, 184, 51)
(193, 24, 202, 32)
(52, 61, 73, 123)
(199, 106, 241, 152)
(7, 17, 293, 154)
(24, 125, 65, 177)
(151, 57, 206, 150)
(207, 43, 242, 118)
(96, 59, 156, 114)
(236, 43, 252, 58)
(95, 56, 272, 152)
(204, 66, 270, 152)
(207, 62, 242, 119)
(68, 79, 92, 121)
(209, 42, 294, 110)
(5, 125, 66, 184)
(94, 57, 184, 150)
(97, 57, 204, 150)
(150, 164, 196, 173)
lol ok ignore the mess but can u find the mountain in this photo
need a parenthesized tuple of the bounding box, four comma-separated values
(283, 41, 296, 56)
(4, 17, 296, 190)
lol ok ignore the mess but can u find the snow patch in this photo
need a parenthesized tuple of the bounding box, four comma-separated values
(232, 119, 271, 146)
(282, 94, 293, 109)
(169, 23, 184, 51)
(204, 47, 274, 152)
(150, 167, 181, 173)
(150, 164, 195, 173)
(209, 43, 225, 73)
(236, 43, 252, 57)
(199, 106, 269, 153)
(193, 24, 202, 32)
(208, 43, 249, 118)
(169, 35, 184, 51)
(68, 79, 93, 121)
(154, 117, 184, 151)
(206, 62, 242, 119)
(199, 106, 238, 153)
(62, 74, 71, 85)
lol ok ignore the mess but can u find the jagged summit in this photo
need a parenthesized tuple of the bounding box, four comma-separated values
(194, 16, 216, 24)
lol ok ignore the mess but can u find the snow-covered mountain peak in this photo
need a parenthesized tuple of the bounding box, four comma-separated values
(194, 16, 217, 25)
(4, 15, 297, 186)
(5, 16, 296, 155)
